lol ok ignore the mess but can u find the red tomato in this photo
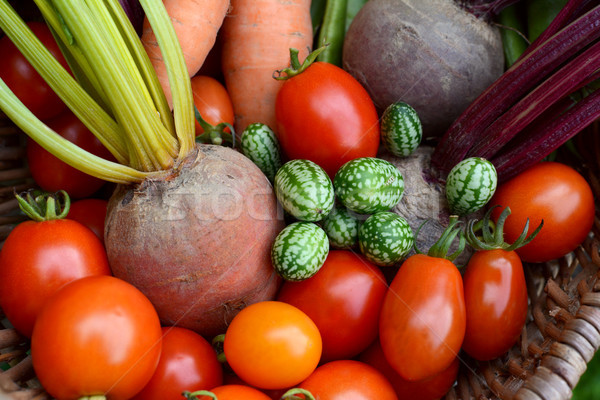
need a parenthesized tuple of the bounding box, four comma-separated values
(297, 359, 398, 400)
(132, 326, 223, 400)
(0, 21, 68, 120)
(359, 340, 459, 400)
(195, 384, 272, 400)
(490, 162, 595, 263)
(379, 253, 466, 381)
(191, 75, 234, 135)
(27, 111, 114, 199)
(275, 61, 380, 177)
(223, 301, 322, 390)
(277, 250, 387, 362)
(462, 249, 528, 360)
(31, 275, 162, 400)
(68, 198, 108, 245)
(0, 218, 110, 337)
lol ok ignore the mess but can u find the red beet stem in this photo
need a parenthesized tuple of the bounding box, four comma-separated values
(432, 5, 600, 175)
(492, 87, 600, 180)
(466, 39, 600, 159)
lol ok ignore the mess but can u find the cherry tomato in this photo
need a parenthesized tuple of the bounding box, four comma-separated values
(133, 326, 223, 400)
(490, 162, 595, 263)
(0, 21, 68, 120)
(191, 75, 234, 135)
(0, 218, 110, 337)
(223, 301, 322, 390)
(31, 275, 162, 400)
(359, 339, 459, 400)
(275, 61, 380, 177)
(27, 111, 114, 199)
(379, 253, 466, 381)
(462, 249, 528, 360)
(195, 384, 272, 400)
(297, 359, 398, 400)
(68, 198, 108, 245)
(277, 250, 387, 362)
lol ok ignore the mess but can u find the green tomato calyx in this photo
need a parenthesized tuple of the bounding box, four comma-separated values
(16, 189, 70, 222)
(273, 45, 329, 81)
(415, 216, 466, 262)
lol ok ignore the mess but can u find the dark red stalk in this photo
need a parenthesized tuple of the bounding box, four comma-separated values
(465, 39, 600, 159)
(462, 0, 521, 19)
(432, 5, 600, 176)
(492, 87, 600, 180)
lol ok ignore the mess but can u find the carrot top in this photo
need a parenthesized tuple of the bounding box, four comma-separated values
(0, 0, 195, 184)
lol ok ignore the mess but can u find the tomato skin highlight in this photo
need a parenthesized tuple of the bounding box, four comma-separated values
(0, 21, 69, 120)
(277, 250, 387, 362)
(223, 301, 322, 390)
(132, 326, 223, 400)
(0, 219, 110, 337)
(379, 253, 466, 381)
(490, 161, 595, 263)
(298, 359, 398, 400)
(461, 249, 528, 361)
(31, 275, 163, 400)
(27, 111, 114, 199)
(275, 61, 380, 177)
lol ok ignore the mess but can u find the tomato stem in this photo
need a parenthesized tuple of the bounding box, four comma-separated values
(415, 216, 466, 262)
(273, 46, 329, 81)
(211, 334, 227, 364)
(16, 189, 70, 222)
(183, 390, 217, 400)
(194, 107, 236, 147)
(466, 206, 543, 251)
(280, 388, 316, 400)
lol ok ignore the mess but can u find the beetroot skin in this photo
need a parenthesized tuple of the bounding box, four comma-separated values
(105, 144, 284, 338)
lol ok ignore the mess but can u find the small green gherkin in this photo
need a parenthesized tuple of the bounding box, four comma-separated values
(274, 159, 335, 222)
(271, 222, 329, 281)
(334, 157, 404, 214)
(381, 102, 423, 157)
(445, 157, 498, 216)
(240, 123, 282, 182)
(358, 211, 414, 267)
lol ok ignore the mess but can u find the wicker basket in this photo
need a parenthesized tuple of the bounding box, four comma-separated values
(0, 114, 599, 400)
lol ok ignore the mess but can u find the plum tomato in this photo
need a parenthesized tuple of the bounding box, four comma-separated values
(379, 253, 466, 381)
(275, 58, 380, 177)
(462, 249, 528, 361)
(191, 75, 234, 136)
(277, 250, 387, 362)
(31, 275, 163, 400)
(223, 301, 322, 390)
(490, 161, 595, 263)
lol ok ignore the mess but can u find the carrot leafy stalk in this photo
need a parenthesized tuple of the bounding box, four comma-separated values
(432, 1, 600, 181)
(0, 0, 195, 183)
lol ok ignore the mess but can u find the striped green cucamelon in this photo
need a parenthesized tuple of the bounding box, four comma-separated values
(333, 157, 404, 214)
(381, 102, 423, 157)
(358, 212, 414, 267)
(445, 157, 498, 216)
(274, 159, 335, 222)
(271, 221, 329, 281)
(321, 203, 361, 249)
(240, 123, 282, 182)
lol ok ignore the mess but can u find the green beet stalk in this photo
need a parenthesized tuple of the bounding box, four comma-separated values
(527, 0, 568, 42)
(316, 0, 348, 66)
(497, 3, 528, 67)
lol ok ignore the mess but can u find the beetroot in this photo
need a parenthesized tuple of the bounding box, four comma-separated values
(105, 145, 284, 337)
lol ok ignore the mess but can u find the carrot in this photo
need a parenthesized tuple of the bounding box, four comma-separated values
(141, 0, 230, 108)
(220, 0, 313, 136)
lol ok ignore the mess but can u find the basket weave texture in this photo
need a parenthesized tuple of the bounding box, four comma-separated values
(0, 116, 599, 400)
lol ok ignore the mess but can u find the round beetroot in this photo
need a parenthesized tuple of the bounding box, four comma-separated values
(105, 144, 284, 337)
(343, 0, 504, 137)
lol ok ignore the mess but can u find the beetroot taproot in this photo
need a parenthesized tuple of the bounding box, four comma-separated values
(105, 144, 284, 337)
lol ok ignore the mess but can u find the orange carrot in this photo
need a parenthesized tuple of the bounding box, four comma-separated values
(220, 0, 313, 136)
(141, 0, 230, 108)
